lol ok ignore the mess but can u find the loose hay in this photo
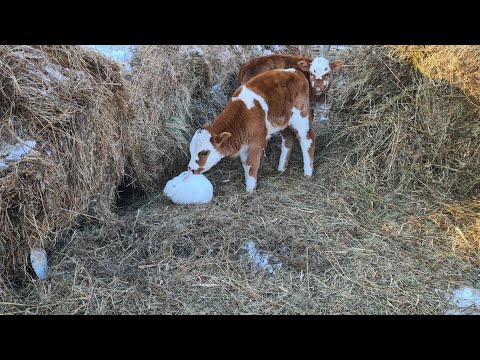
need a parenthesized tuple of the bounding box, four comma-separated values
(330, 45, 480, 199)
(0, 45, 128, 278)
(125, 45, 312, 193)
(2, 45, 479, 314)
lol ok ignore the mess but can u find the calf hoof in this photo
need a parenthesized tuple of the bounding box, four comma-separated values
(278, 165, 286, 172)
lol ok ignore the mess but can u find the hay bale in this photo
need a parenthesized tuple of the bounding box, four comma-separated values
(126, 45, 312, 193)
(0, 45, 128, 277)
(393, 45, 480, 104)
(330, 45, 480, 199)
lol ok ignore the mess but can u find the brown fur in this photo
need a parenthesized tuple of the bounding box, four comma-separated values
(203, 69, 314, 190)
(237, 54, 312, 83)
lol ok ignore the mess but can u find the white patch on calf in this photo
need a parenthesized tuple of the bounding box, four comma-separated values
(289, 108, 313, 176)
(233, 85, 278, 140)
(239, 145, 250, 182)
(282, 68, 296, 72)
(188, 130, 223, 172)
(278, 136, 289, 172)
(310, 56, 331, 78)
(232, 85, 269, 113)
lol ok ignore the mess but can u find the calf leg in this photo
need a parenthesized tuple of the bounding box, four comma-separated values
(240, 146, 249, 183)
(278, 128, 295, 172)
(245, 145, 264, 192)
(290, 108, 315, 177)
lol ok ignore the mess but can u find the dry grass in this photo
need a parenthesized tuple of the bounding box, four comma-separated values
(1, 45, 479, 314)
(394, 45, 480, 103)
(330, 45, 480, 199)
(125, 45, 312, 193)
(0, 46, 128, 278)
(1, 118, 478, 314)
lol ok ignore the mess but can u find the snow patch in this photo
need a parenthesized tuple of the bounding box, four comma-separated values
(1, 140, 36, 162)
(30, 248, 48, 280)
(43, 65, 70, 82)
(438, 287, 480, 315)
(84, 45, 136, 72)
(242, 240, 282, 274)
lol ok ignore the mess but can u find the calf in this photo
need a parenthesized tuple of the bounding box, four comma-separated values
(238, 54, 343, 97)
(188, 69, 314, 192)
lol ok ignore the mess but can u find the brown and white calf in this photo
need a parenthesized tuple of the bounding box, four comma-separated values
(238, 54, 343, 97)
(188, 68, 314, 192)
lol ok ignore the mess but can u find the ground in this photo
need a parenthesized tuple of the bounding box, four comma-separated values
(2, 110, 478, 314)
(1, 46, 479, 314)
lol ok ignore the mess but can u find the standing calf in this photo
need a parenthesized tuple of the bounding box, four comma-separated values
(188, 68, 314, 192)
(238, 54, 343, 97)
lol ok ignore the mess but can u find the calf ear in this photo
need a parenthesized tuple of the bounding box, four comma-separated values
(297, 60, 311, 72)
(329, 60, 344, 71)
(202, 121, 212, 130)
(215, 132, 231, 145)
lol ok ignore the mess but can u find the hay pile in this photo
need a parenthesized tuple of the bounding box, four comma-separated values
(125, 45, 312, 193)
(395, 46, 480, 103)
(329, 45, 480, 255)
(0, 46, 128, 277)
(330, 45, 480, 199)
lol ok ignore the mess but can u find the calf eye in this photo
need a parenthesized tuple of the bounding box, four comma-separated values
(199, 150, 210, 156)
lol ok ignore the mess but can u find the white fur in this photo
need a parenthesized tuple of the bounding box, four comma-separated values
(232, 85, 269, 113)
(278, 137, 289, 172)
(310, 56, 330, 78)
(233, 85, 278, 140)
(239, 145, 250, 182)
(188, 130, 223, 173)
(246, 176, 256, 192)
(289, 108, 313, 176)
(265, 119, 281, 140)
(282, 68, 296, 72)
(164, 171, 213, 204)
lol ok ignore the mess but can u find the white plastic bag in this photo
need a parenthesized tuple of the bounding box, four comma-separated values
(163, 171, 213, 204)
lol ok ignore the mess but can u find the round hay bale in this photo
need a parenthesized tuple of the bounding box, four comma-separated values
(0, 45, 129, 278)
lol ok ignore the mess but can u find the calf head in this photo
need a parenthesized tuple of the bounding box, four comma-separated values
(188, 125, 231, 174)
(297, 56, 343, 96)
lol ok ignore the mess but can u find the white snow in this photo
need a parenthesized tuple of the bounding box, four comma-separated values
(2, 140, 36, 162)
(163, 171, 213, 205)
(43, 65, 70, 82)
(30, 248, 48, 280)
(449, 287, 480, 308)
(84, 45, 136, 72)
(242, 240, 282, 274)
(0, 161, 7, 169)
(438, 287, 480, 315)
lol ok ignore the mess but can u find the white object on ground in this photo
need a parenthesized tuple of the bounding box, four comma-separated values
(3, 140, 36, 161)
(163, 171, 213, 205)
(0, 161, 7, 169)
(242, 240, 282, 274)
(438, 287, 480, 315)
(30, 248, 48, 280)
(449, 287, 480, 308)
